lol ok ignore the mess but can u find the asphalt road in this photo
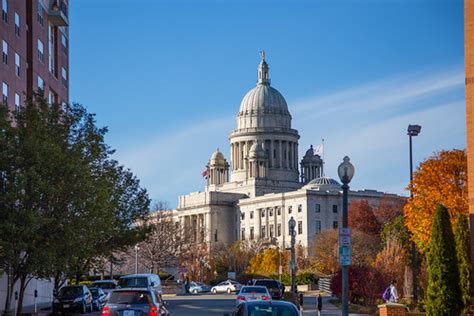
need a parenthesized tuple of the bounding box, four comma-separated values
(165, 293, 237, 316)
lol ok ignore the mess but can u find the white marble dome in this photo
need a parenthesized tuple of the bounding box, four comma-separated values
(304, 176, 341, 191)
(209, 149, 226, 165)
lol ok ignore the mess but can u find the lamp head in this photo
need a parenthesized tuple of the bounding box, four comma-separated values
(407, 124, 421, 136)
(337, 156, 355, 184)
(288, 216, 296, 229)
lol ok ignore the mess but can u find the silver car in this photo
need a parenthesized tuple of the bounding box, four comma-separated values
(101, 289, 168, 316)
(235, 286, 271, 306)
(211, 280, 242, 294)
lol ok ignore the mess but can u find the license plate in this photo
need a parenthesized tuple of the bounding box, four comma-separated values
(123, 310, 134, 316)
(63, 304, 69, 308)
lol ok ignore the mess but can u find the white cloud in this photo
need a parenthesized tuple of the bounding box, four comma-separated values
(116, 67, 466, 206)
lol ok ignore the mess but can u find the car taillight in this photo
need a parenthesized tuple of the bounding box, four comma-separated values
(148, 305, 158, 316)
(262, 295, 271, 300)
(237, 296, 246, 301)
(101, 306, 110, 316)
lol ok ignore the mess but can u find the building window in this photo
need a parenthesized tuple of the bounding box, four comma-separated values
(241, 228, 245, 240)
(2, 82, 8, 104)
(61, 67, 67, 87)
(288, 206, 292, 214)
(277, 223, 281, 237)
(241, 212, 245, 220)
(14, 12, 19, 36)
(37, 39, 44, 63)
(298, 221, 303, 235)
(14, 53, 19, 76)
(250, 227, 254, 240)
(61, 32, 67, 54)
(14, 93, 19, 113)
(250, 211, 254, 219)
(333, 205, 338, 213)
(48, 90, 57, 105)
(261, 209, 265, 218)
(298, 204, 302, 212)
(277, 207, 281, 216)
(48, 25, 56, 75)
(37, 0, 43, 26)
(269, 224, 274, 238)
(269, 208, 273, 217)
(315, 204, 321, 213)
(2, 0, 7, 23)
(37, 76, 44, 92)
(2, 40, 8, 64)
(214, 229, 218, 242)
(333, 221, 338, 229)
(315, 220, 321, 234)
(261, 225, 266, 238)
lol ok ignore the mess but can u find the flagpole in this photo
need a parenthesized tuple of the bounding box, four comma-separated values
(322, 138, 325, 177)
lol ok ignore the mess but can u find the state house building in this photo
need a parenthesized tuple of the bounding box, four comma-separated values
(172, 53, 402, 249)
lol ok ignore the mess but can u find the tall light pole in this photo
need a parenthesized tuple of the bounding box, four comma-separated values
(407, 124, 421, 305)
(338, 156, 355, 316)
(288, 216, 297, 295)
(134, 245, 140, 274)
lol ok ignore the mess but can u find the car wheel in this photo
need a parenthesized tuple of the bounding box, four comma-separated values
(192, 289, 198, 294)
(212, 288, 217, 294)
(226, 288, 231, 294)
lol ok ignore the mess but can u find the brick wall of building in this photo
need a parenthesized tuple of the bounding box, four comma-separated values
(465, 0, 474, 283)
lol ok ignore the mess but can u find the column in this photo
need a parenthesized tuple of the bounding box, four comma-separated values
(231, 144, 234, 171)
(289, 142, 293, 170)
(206, 212, 212, 243)
(270, 140, 274, 168)
(257, 209, 262, 239)
(286, 141, 290, 169)
(294, 143, 298, 170)
(240, 141, 244, 170)
(278, 141, 282, 168)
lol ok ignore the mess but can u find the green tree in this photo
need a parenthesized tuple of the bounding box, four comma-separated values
(454, 214, 472, 315)
(426, 205, 462, 315)
(0, 96, 150, 315)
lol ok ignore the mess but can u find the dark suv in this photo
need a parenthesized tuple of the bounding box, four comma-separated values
(52, 285, 93, 314)
(251, 279, 283, 300)
(101, 288, 168, 316)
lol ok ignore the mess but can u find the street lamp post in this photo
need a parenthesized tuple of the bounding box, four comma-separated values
(134, 245, 140, 274)
(338, 156, 355, 316)
(288, 216, 297, 295)
(407, 124, 421, 305)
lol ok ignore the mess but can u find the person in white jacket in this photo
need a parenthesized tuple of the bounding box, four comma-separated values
(389, 280, 399, 303)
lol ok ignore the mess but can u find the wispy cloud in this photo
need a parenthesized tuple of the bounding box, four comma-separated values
(116, 67, 466, 206)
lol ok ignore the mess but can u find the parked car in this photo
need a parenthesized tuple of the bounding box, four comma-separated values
(211, 280, 242, 294)
(101, 288, 168, 316)
(189, 281, 211, 294)
(119, 274, 163, 299)
(91, 280, 117, 295)
(251, 279, 283, 299)
(52, 285, 93, 314)
(89, 287, 107, 311)
(231, 300, 299, 316)
(235, 286, 271, 306)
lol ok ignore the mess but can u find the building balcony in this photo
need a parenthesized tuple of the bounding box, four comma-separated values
(46, 0, 68, 26)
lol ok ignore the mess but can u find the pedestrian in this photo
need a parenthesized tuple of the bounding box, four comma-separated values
(316, 294, 322, 316)
(184, 275, 190, 294)
(382, 280, 398, 303)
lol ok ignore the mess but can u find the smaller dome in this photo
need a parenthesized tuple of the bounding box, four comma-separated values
(210, 149, 226, 164)
(304, 176, 341, 191)
(249, 142, 266, 159)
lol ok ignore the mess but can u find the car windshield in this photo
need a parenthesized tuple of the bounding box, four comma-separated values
(241, 287, 267, 294)
(108, 291, 151, 305)
(255, 280, 278, 288)
(248, 305, 296, 316)
(59, 287, 82, 297)
(89, 289, 99, 296)
(92, 282, 116, 289)
(119, 277, 148, 288)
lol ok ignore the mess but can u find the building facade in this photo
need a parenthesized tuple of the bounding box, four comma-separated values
(1, 0, 69, 113)
(0, 0, 69, 312)
(464, 0, 474, 280)
(174, 54, 402, 251)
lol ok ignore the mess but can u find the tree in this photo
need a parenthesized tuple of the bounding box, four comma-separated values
(454, 214, 472, 314)
(246, 247, 290, 276)
(426, 205, 462, 315)
(0, 96, 150, 315)
(404, 149, 468, 253)
(373, 196, 406, 224)
(348, 200, 381, 235)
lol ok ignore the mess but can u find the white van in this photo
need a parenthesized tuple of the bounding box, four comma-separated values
(119, 274, 163, 298)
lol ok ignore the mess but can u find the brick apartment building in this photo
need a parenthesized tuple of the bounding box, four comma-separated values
(0, 0, 69, 311)
(465, 0, 474, 277)
(0, 0, 69, 113)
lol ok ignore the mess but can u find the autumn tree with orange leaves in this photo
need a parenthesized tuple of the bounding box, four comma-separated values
(348, 200, 381, 236)
(404, 149, 468, 253)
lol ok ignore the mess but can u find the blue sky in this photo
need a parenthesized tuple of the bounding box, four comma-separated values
(69, 0, 465, 208)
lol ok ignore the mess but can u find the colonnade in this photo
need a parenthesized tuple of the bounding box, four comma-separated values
(180, 212, 212, 243)
(208, 167, 229, 185)
(230, 140, 298, 171)
(301, 164, 322, 182)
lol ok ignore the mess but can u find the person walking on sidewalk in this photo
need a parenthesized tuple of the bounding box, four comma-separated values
(389, 280, 398, 303)
(317, 294, 323, 316)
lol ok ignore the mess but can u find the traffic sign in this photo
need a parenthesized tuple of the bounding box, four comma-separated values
(339, 245, 351, 266)
(339, 228, 351, 236)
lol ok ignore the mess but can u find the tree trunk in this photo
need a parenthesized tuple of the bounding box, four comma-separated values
(3, 268, 13, 316)
(16, 275, 27, 316)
